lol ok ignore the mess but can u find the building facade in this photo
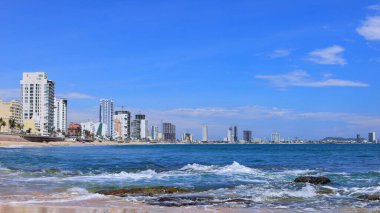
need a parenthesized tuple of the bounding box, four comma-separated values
(233, 126, 238, 143)
(99, 99, 114, 139)
(151, 126, 158, 141)
(81, 121, 108, 139)
(0, 100, 22, 132)
(271, 132, 280, 143)
(243, 130, 252, 143)
(202, 125, 208, 142)
(369, 132, 376, 143)
(53, 98, 67, 134)
(113, 111, 131, 141)
(20, 72, 55, 136)
(162, 122, 176, 142)
(130, 114, 148, 141)
(227, 127, 233, 143)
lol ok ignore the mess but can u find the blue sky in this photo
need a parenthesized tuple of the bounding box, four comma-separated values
(1, 0, 380, 140)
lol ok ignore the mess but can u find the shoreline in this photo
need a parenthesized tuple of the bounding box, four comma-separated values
(0, 204, 378, 213)
(0, 140, 379, 148)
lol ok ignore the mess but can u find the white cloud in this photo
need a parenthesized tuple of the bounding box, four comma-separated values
(0, 88, 20, 100)
(57, 92, 95, 100)
(308, 45, 347, 65)
(269, 49, 291, 58)
(256, 71, 368, 88)
(367, 4, 380, 11)
(357, 16, 380, 41)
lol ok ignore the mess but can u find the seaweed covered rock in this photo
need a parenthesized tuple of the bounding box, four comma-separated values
(294, 176, 331, 185)
(96, 186, 192, 197)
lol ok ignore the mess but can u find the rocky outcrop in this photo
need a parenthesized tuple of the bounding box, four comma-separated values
(358, 194, 380, 201)
(96, 186, 192, 197)
(294, 176, 331, 184)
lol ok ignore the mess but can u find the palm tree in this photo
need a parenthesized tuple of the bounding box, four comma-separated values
(8, 119, 16, 133)
(0, 118, 6, 132)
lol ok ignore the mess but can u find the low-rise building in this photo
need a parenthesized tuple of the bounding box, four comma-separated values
(0, 100, 23, 132)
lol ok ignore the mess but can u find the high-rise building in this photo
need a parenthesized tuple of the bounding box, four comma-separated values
(113, 111, 131, 140)
(233, 126, 238, 143)
(53, 98, 67, 134)
(20, 72, 55, 136)
(0, 100, 22, 132)
(151, 126, 159, 140)
(182, 133, 193, 142)
(243, 130, 252, 143)
(130, 114, 148, 141)
(271, 132, 280, 143)
(162, 122, 176, 142)
(369, 132, 376, 143)
(356, 134, 363, 143)
(202, 125, 208, 142)
(227, 127, 233, 143)
(99, 99, 114, 139)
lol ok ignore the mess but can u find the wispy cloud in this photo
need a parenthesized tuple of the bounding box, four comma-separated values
(367, 4, 380, 11)
(0, 88, 20, 100)
(357, 16, 380, 41)
(256, 71, 368, 88)
(57, 92, 95, 100)
(307, 45, 347, 65)
(269, 49, 291, 58)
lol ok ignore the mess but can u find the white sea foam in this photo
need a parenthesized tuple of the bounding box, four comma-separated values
(180, 161, 261, 175)
(7, 187, 106, 205)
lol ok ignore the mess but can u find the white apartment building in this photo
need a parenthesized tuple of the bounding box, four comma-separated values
(53, 98, 67, 134)
(113, 111, 131, 140)
(20, 72, 55, 136)
(81, 121, 108, 138)
(202, 125, 208, 142)
(99, 99, 114, 139)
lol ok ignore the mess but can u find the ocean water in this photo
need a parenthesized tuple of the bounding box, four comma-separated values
(0, 144, 379, 210)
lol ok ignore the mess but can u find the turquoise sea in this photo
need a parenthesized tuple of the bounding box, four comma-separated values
(0, 144, 379, 210)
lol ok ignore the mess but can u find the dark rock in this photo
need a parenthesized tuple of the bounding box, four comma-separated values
(358, 194, 380, 201)
(317, 187, 335, 195)
(294, 176, 331, 185)
(158, 196, 213, 202)
(96, 186, 192, 197)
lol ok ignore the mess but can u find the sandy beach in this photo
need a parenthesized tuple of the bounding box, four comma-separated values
(0, 140, 173, 148)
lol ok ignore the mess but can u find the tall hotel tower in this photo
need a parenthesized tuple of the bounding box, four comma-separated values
(20, 72, 55, 136)
(202, 125, 208, 142)
(99, 99, 114, 139)
(54, 98, 67, 134)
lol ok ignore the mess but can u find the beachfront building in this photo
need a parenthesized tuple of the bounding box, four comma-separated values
(0, 100, 23, 132)
(243, 130, 252, 143)
(162, 122, 176, 142)
(130, 114, 148, 141)
(151, 126, 159, 141)
(20, 72, 55, 136)
(369, 132, 376, 143)
(227, 127, 233, 143)
(113, 111, 131, 141)
(99, 99, 114, 139)
(233, 126, 238, 143)
(202, 125, 208, 142)
(271, 132, 281, 143)
(67, 122, 81, 138)
(182, 133, 193, 143)
(53, 98, 67, 135)
(81, 121, 108, 139)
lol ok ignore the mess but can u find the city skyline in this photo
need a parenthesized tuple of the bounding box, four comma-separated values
(1, 1, 380, 139)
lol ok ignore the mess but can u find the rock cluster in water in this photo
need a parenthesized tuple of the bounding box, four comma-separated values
(294, 176, 331, 185)
(358, 194, 380, 201)
(96, 186, 192, 197)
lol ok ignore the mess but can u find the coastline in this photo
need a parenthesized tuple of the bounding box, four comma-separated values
(1, 140, 379, 148)
(0, 204, 378, 213)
